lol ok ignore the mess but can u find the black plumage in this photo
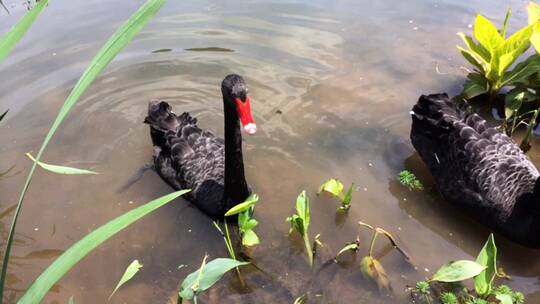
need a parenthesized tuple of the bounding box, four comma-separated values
(144, 74, 255, 218)
(410, 93, 540, 247)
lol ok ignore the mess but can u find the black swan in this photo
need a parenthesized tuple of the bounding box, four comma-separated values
(410, 93, 540, 247)
(144, 74, 257, 218)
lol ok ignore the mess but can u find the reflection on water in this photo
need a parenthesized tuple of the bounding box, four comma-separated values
(1, 0, 539, 303)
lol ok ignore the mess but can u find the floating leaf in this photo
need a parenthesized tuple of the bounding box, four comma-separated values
(224, 194, 259, 216)
(0, 0, 48, 64)
(242, 229, 260, 247)
(360, 256, 390, 291)
(178, 258, 249, 300)
(26, 153, 98, 175)
(339, 183, 354, 211)
(318, 178, 344, 198)
(474, 234, 497, 296)
(18, 190, 189, 303)
(432, 260, 486, 282)
(109, 260, 143, 300)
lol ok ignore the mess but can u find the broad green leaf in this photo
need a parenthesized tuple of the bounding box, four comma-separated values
(68, 296, 75, 304)
(474, 234, 497, 296)
(336, 243, 359, 258)
(500, 54, 540, 86)
(242, 229, 260, 246)
(224, 194, 259, 216)
(0, 0, 48, 64)
(458, 47, 487, 72)
(474, 15, 505, 53)
(18, 189, 190, 303)
(463, 78, 488, 99)
(432, 260, 486, 282)
(178, 258, 249, 300)
(505, 91, 524, 118)
(243, 218, 258, 231)
(496, 293, 513, 304)
(528, 1, 540, 24)
(318, 178, 344, 198)
(501, 8, 512, 39)
(495, 24, 533, 76)
(531, 22, 540, 53)
(0, 0, 167, 298)
(26, 153, 98, 175)
(457, 32, 490, 61)
(360, 256, 390, 291)
(109, 259, 143, 300)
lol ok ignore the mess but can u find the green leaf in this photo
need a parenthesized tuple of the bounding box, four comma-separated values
(0, 0, 48, 64)
(500, 54, 540, 86)
(318, 178, 344, 198)
(341, 183, 353, 208)
(432, 260, 487, 282)
(224, 194, 259, 216)
(496, 293, 513, 304)
(336, 243, 359, 258)
(501, 8, 512, 39)
(26, 153, 98, 175)
(474, 15, 505, 53)
(293, 295, 307, 304)
(360, 256, 390, 291)
(0, 0, 167, 298)
(242, 229, 260, 246)
(296, 190, 310, 232)
(109, 259, 143, 300)
(243, 218, 258, 231)
(458, 47, 487, 72)
(18, 189, 190, 303)
(458, 32, 491, 62)
(528, 1, 540, 24)
(494, 24, 533, 76)
(68, 296, 75, 304)
(531, 22, 540, 53)
(463, 77, 489, 99)
(178, 258, 249, 300)
(474, 234, 497, 296)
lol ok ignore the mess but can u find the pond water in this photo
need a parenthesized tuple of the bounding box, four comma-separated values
(0, 0, 539, 303)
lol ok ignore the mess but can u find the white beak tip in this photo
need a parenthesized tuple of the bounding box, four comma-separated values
(244, 123, 257, 135)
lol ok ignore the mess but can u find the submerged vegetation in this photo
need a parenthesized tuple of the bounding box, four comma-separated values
(398, 170, 424, 191)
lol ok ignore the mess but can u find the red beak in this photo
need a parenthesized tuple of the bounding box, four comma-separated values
(235, 97, 257, 135)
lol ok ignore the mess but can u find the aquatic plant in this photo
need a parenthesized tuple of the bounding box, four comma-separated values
(225, 194, 260, 247)
(0, 0, 167, 301)
(398, 170, 424, 191)
(109, 260, 143, 300)
(411, 234, 525, 304)
(457, 9, 539, 101)
(0, 0, 48, 64)
(287, 190, 322, 266)
(318, 178, 354, 211)
(178, 255, 249, 303)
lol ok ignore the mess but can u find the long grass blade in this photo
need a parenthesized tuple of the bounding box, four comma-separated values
(0, 109, 7, 121)
(0, 0, 48, 64)
(0, 0, 166, 300)
(18, 190, 189, 303)
(26, 153, 98, 175)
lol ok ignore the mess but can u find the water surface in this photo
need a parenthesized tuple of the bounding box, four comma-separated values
(0, 0, 539, 303)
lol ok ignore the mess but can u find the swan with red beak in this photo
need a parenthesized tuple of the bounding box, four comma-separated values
(236, 96, 257, 135)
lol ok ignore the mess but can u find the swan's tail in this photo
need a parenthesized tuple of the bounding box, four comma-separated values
(144, 100, 197, 147)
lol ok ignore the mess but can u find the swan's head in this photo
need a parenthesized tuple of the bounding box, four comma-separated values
(222, 74, 257, 135)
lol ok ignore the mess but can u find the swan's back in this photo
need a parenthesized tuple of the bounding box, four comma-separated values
(410, 94, 539, 222)
(144, 100, 227, 217)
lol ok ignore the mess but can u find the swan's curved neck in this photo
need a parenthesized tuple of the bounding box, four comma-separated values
(223, 96, 249, 208)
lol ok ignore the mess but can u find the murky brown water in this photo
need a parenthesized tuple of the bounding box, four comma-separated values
(1, 0, 539, 303)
